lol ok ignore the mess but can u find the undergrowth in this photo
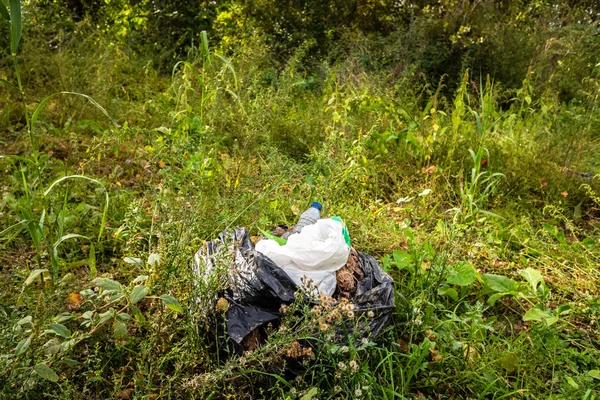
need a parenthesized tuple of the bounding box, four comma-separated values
(1, 4, 599, 399)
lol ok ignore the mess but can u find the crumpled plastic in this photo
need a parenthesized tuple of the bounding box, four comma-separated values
(192, 227, 395, 344)
(255, 218, 351, 296)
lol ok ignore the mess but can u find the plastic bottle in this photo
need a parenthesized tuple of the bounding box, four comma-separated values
(282, 202, 322, 239)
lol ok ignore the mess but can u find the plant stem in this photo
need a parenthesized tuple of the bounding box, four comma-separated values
(12, 55, 32, 151)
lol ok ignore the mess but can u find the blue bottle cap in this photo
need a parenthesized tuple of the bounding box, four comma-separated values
(311, 202, 322, 211)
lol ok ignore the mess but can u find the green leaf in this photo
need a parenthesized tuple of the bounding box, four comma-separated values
(130, 285, 148, 305)
(392, 250, 412, 270)
(300, 388, 318, 400)
(437, 285, 458, 301)
(523, 307, 552, 322)
(147, 253, 160, 266)
(98, 309, 115, 325)
(24, 269, 48, 286)
(447, 262, 478, 286)
(117, 312, 131, 321)
(43, 338, 61, 355)
(543, 223, 558, 238)
(487, 292, 506, 306)
(17, 315, 32, 325)
(566, 376, 579, 389)
(9, 0, 21, 55)
(50, 323, 71, 338)
(160, 295, 183, 313)
(15, 335, 32, 355)
(129, 305, 145, 324)
(0, 1, 9, 21)
(482, 274, 519, 293)
(557, 304, 571, 315)
(132, 275, 148, 284)
(518, 268, 543, 292)
(92, 278, 123, 293)
(588, 370, 600, 380)
(258, 228, 287, 246)
(88, 243, 97, 279)
(34, 363, 59, 383)
(123, 256, 142, 265)
(113, 320, 128, 340)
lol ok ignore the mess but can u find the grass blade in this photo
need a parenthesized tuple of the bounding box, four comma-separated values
(0, 0, 9, 20)
(43, 175, 110, 241)
(9, 0, 21, 55)
(31, 92, 120, 130)
(200, 30, 210, 66)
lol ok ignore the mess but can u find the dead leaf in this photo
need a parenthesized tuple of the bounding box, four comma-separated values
(429, 348, 443, 362)
(67, 292, 83, 311)
(115, 389, 132, 399)
(561, 191, 568, 197)
(421, 165, 436, 175)
(397, 339, 409, 353)
(539, 178, 548, 187)
(215, 297, 229, 313)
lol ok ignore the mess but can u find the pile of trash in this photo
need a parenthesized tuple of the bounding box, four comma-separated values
(192, 202, 395, 348)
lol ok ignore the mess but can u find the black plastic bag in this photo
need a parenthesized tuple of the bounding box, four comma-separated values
(192, 227, 395, 344)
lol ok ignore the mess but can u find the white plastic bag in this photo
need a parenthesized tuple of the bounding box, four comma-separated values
(255, 218, 351, 296)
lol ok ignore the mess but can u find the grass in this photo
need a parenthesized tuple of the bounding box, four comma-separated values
(1, 17, 600, 400)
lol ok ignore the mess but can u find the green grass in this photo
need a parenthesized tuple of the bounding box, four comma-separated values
(1, 19, 600, 400)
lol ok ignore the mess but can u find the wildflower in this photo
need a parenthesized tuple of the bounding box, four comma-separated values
(347, 311, 355, 319)
(414, 318, 422, 326)
(337, 361, 347, 371)
(361, 338, 369, 345)
(340, 346, 349, 353)
(349, 360, 358, 372)
(367, 310, 374, 318)
(319, 322, 330, 331)
(286, 341, 304, 358)
(302, 347, 314, 358)
(355, 389, 363, 397)
(334, 386, 341, 392)
(290, 388, 297, 395)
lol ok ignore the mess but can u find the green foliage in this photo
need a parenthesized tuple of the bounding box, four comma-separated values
(1, 1, 600, 398)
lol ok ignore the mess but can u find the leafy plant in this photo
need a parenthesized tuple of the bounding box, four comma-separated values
(450, 147, 504, 223)
(5, 272, 183, 387)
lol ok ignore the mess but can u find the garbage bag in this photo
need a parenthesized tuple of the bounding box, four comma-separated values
(255, 218, 351, 296)
(193, 227, 395, 345)
(346, 251, 396, 339)
(193, 227, 296, 344)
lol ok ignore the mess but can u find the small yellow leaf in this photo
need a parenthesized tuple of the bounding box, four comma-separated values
(67, 292, 82, 311)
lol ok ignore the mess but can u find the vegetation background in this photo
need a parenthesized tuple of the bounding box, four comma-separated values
(0, 0, 599, 398)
